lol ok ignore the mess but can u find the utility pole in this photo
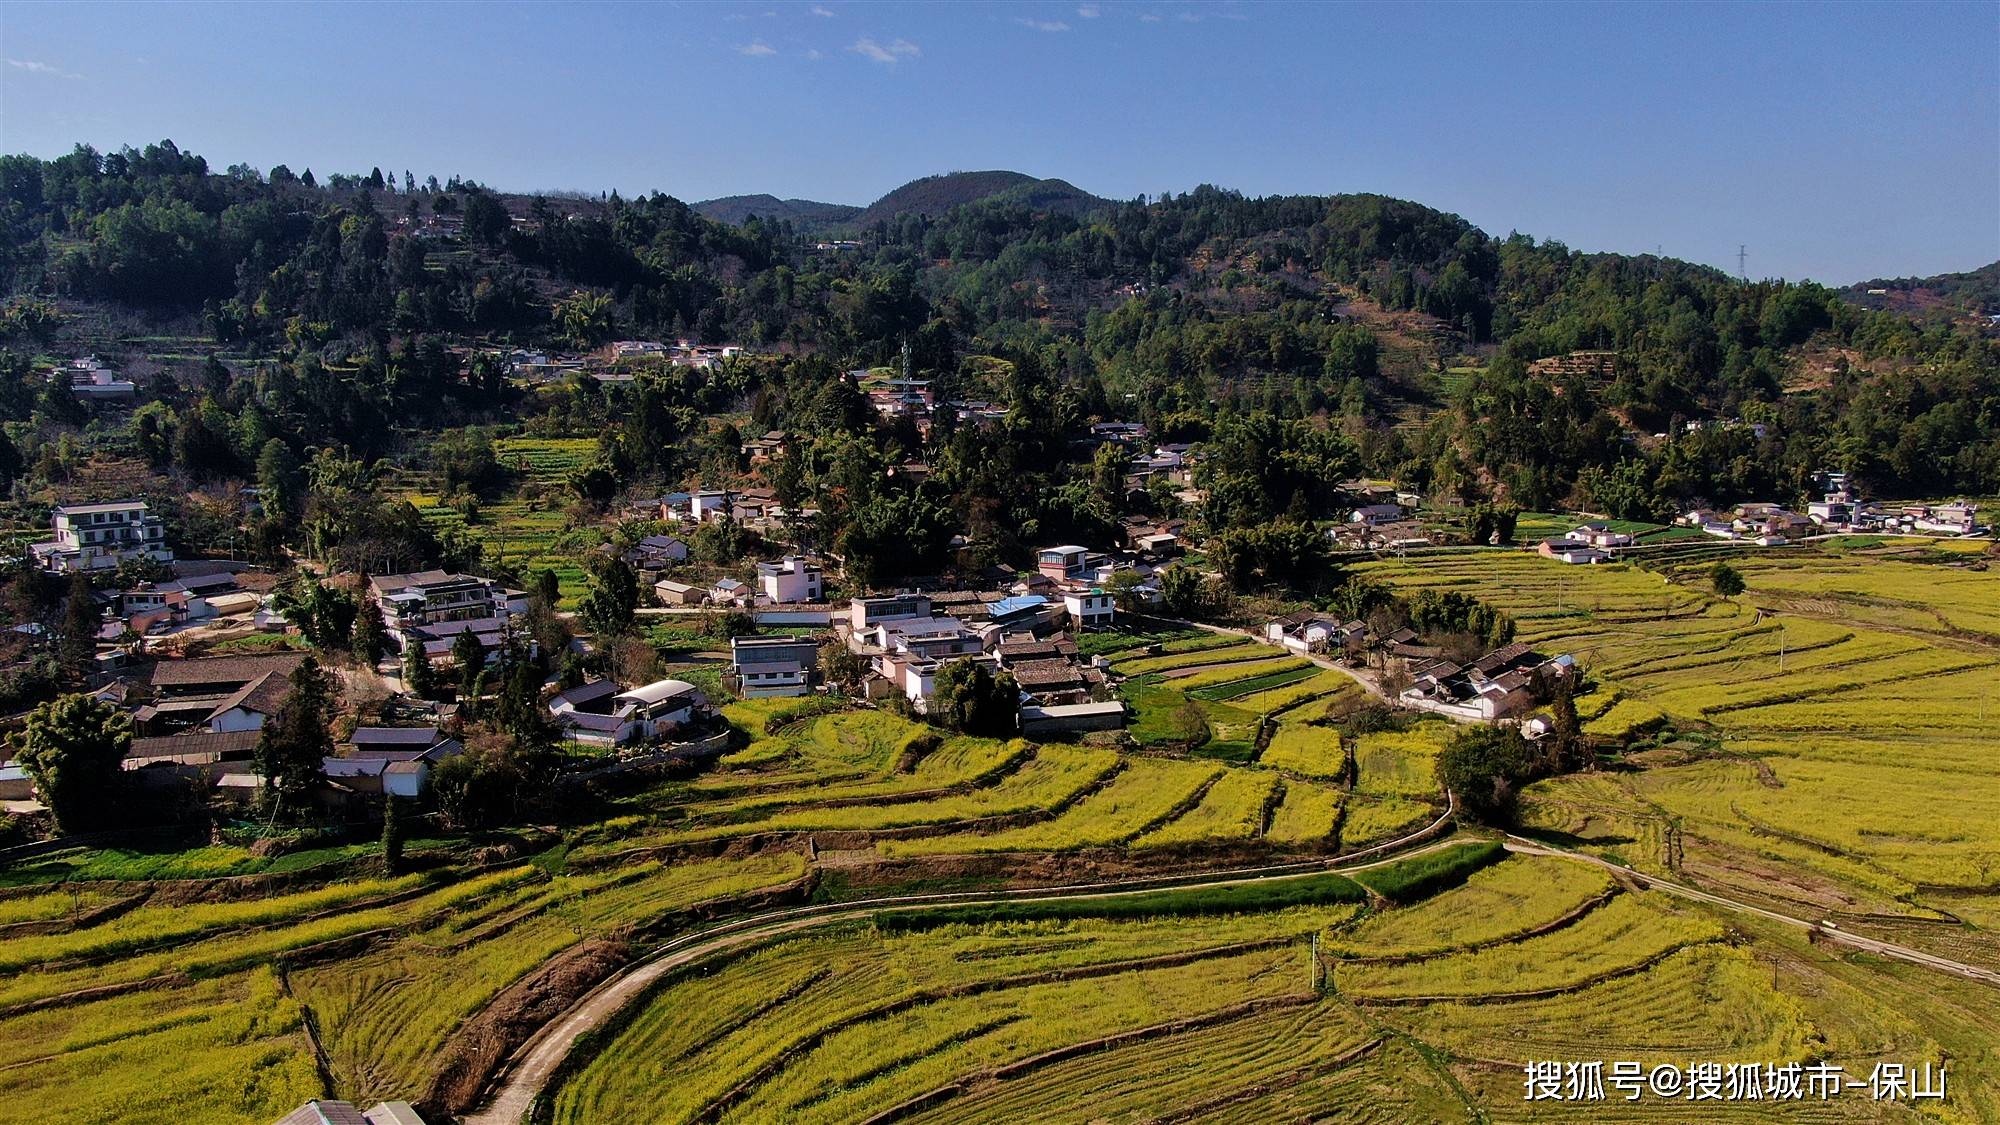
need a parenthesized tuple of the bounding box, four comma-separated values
(1737, 245, 1748, 282)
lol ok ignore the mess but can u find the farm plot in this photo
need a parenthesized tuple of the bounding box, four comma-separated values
(543, 842, 1979, 1125)
(549, 909, 1357, 1125)
(582, 744, 1121, 852)
(1358, 549, 2000, 908)
(1111, 640, 1269, 676)
(402, 437, 602, 605)
(0, 967, 320, 1124)
(1349, 722, 1450, 801)
(1259, 717, 1343, 779)
(879, 758, 1222, 856)
(1328, 854, 1616, 958)
(1161, 656, 1311, 690)
(1335, 893, 1725, 1001)
(292, 852, 806, 1103)
(1131, 770, 1279, 849)
(1263, 780, 1345, 846)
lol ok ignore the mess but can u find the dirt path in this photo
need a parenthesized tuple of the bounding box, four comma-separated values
(1171, 620, 1390, 702)
(1502, 836, 2000, 986)
(461, 802, 1459, 1124)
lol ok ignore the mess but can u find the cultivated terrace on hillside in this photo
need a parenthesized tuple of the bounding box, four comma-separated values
(0, 141, 1993, 1123)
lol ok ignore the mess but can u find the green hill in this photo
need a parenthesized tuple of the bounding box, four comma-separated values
(850, 170, 1107, 227)
(692, 194, 861, 229)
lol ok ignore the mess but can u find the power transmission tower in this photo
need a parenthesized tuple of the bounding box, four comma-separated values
(1737, 245, 1748, 281)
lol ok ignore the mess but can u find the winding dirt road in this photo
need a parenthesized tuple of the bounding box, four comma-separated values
(464, 802, 1998, 1125)
(461, 802, 1458, 1124)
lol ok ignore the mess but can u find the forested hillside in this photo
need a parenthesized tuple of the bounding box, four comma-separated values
(0, 139, 1996, 582)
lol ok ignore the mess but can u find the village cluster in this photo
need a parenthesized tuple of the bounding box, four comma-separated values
(3, 361, 1984, 826)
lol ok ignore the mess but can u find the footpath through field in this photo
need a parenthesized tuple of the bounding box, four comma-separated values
(462, 798, 1459, 1124)
(1502, 835, 2000, 986)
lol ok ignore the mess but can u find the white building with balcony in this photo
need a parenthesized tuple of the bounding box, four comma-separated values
(367, 571, 517, 663)
(30, 500, 172, 573)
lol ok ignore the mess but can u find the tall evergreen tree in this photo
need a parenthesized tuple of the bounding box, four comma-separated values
(254, 656, 334, 814)
(58, 571, 99, 678)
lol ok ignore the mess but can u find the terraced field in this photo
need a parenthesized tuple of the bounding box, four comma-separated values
(17, 547, 2000, 1121)
(0, 852, 807, 1123)
(402, 436, 601, 605)
(1358, 548, 2000, 922)
(543, 847, 1995, 1123)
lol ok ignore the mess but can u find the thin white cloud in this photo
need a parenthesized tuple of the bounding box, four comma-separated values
(1139, 12, 1162, 22)
(738, 40, 778, 56)
(1176, 11, 1201, 21)
(806, 48, 825, 59)
(1077, 3, 1100, 16)
(810, 4, 835, 15)
(5, 58, 83, 79)
(1017, 17, 1070, 32)
(850, 37, 920, 63)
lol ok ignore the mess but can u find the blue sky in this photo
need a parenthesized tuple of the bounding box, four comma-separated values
(2, 0, 1994, 283)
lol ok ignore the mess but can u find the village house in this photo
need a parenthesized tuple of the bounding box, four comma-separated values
(730, 635, 820, 697)
(730, 487, 783, 524)
(29, 500, 172, 573)
(1061, 589, 1115, 629)
(132, 652, 307, 736)
(1397, 642, 1574, 722)
(628, 534, 689, 569)
(548, 677, 714, 746)
(709, 578, 752, 607)
(1035, 545, 1091, 581)
(125, 728, 262, 769)
(1807, 493, 1855, 528)
(757, 556, 824, 604)
(1266, 610, 1341, 654)
(1350, 503, 1406, 525)
(62, 356, 137, 401)
(278, 1098, 428, 1125)
(741, 430, 788, 463)
(1570, 522, 1633, 548)
(1910, 502, 1980, 535)
(347, 725, 462, 762)
(850, 592, 934, 632)
(368, 571, 518, 666)
(654, 578, 707, 606)
(1537, 538, 1611, 565)
(688, 490, 733, 523)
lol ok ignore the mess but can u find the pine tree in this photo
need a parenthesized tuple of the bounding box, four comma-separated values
(351, 605, 387, 666)
(453, 628, 485, 698)
(402, 640, 437, 700)
(381, 796, 405, 874)
(255, 656, 333, 814)
(58, 571, 100, 678)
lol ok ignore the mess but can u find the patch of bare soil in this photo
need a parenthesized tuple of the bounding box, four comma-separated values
(422, 937, 632, 1116)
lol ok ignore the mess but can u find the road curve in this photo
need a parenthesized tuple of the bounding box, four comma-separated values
(461, 800, 1459, 1124)
(1502, 836, 2000, 986)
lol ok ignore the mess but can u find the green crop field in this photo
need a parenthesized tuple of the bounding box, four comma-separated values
(398, 437, 604, 605)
